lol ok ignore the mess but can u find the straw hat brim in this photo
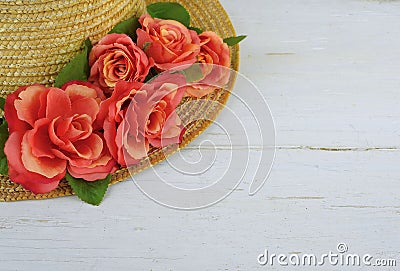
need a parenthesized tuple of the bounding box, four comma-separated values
(0, 0, 239, 202)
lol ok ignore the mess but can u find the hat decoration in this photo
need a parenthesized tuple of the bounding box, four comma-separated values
(0, 1, 245, 205)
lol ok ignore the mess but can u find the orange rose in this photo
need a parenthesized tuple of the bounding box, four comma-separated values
(4, 82, 117, 194)
(137, 14, 200, 71)
(89, 34, 153, 95)
(97, 74, 186, 167)
(185, 31, 231, 98)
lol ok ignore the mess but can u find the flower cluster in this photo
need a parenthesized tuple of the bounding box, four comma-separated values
(88, 14, 231, 98)
(1, 3, 243, 204)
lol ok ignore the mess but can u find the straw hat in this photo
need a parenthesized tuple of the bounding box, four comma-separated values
(0, 0, 239, 201)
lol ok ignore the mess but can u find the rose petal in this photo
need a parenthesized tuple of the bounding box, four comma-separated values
(28, 118, 57, 159)
(61, 133, 103, 161)
(4, 85, 35, 133)
(14, 85, 46, 127)
(70, 97, 99, 122)
(63, 81, 106, 102)
(68, 136, 117, 181)
(21, 132, 67, 179)
(5, 132, 65, 194)
(45, 88, 72, 120)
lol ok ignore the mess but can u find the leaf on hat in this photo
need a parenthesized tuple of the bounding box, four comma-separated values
(0, 119, 9, 176)
(0, 97, 5, 111)
(188, 26, 203, 34)
(180, 63, 204, 83)
(66, 173, 111, 206)
(109, 17, 140, 41)
(223, 35, 247, 46)
(0, 157, 8, 176)
(54, 38, 93, 88)
(142, 42, 152, 51)
(147, 2, 191, 27)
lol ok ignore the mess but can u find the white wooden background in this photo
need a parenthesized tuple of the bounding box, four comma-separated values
(1, 0, 400, 270)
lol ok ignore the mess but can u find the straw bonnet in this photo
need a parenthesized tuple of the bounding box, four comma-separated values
(0, 0, 239, 201)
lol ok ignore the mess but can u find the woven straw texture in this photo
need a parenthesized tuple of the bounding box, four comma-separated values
(0, 0, 145, 95)
(0, 0, 240, 202)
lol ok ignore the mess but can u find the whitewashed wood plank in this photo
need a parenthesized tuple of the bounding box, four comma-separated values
(222, 0, 400, 148)
(0, 149, 399, 270)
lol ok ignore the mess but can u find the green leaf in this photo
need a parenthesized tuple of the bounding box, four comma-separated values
(223, 35, 247, 46)
(188, 26, 203, 34)
(66, 173, 111, 206)
(0, 119, 9, 175)
(0, 157, 8, 176)
(180, 63, 204, 83)
(0, 97, 5, 111)
(147, 2, 190, 27)
(54, 38, 92, 88)
(109, 17, 140, 40)
(142, 42, 152, 51)
(0, 120, 8, 157)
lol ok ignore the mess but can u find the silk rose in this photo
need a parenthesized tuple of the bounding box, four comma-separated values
(4, 81, 117, 194)
(137, 14, 200, 71)
(185, 31, 231, 98)
(97, 74, 186, 167)
(89, 33, 154, 95)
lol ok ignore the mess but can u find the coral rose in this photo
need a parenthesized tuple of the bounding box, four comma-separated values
(185, 31, 231, 98)
(4, 81, 117, 194)
(89, 33, 153, 95)
(97, 74, 186, 167)
(137, 14, 200, 71)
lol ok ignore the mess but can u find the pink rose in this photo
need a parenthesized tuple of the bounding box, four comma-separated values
(96, 81, 145, 167)
(127, 73, 187, 149)
(4, 81, 117, 194)
(185, 31, 231, 98)
(97, 74, 186, 167)
(137, 14, 200, 71)
(89, 33, 153, 95)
